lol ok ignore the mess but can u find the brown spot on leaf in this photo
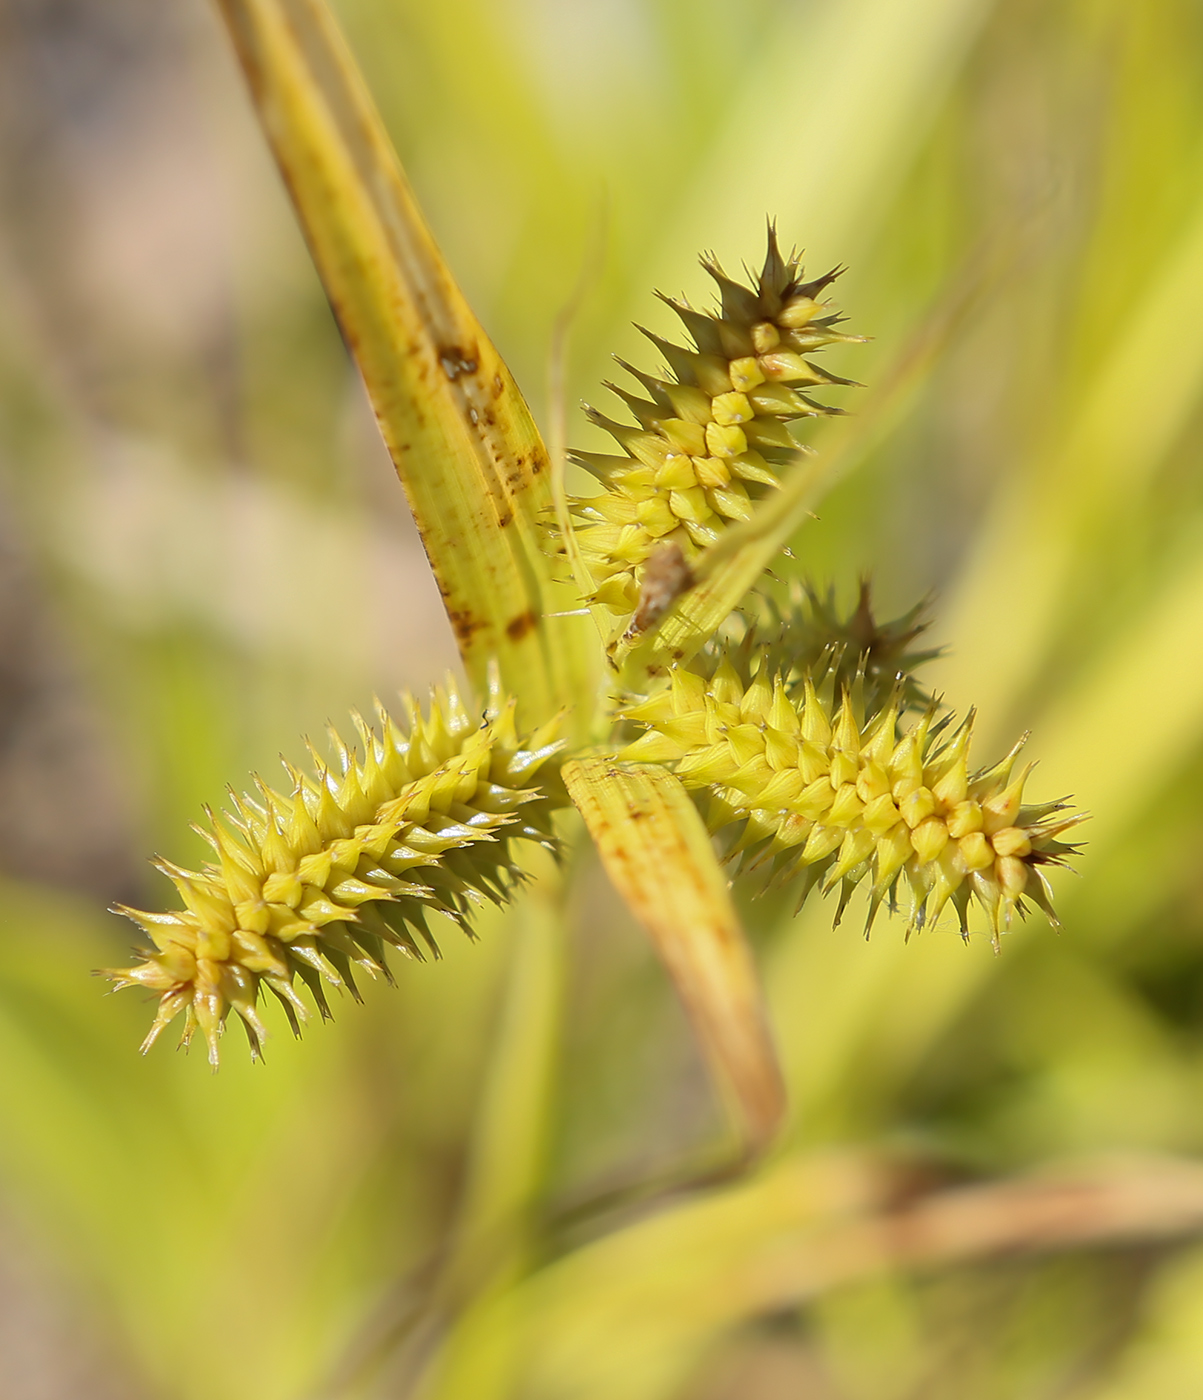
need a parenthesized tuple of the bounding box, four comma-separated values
(493, 375, 505, 399)
(439, 345, 480, 381)
(505, 610, 538, 641)
(447, 609, 488, 645)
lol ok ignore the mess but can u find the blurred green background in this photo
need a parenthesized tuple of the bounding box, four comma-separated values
(3, 0, 1203, 1396)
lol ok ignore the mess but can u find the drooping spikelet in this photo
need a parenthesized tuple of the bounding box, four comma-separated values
(621, 656, 1083, 942)
(568, 228, 863, 632)
(105, 681, 565, 1065)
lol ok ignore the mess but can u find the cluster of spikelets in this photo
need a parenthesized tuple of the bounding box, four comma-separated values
(107, 233, 1084, 1064)
(620, 626, 1083, 944)
(105, 682, 564, 1065)
(568, 229, 861, 631)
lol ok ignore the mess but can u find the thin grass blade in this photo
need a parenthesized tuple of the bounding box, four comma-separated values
(563, 758, 785, 1153)
(215, 0, 597, 730)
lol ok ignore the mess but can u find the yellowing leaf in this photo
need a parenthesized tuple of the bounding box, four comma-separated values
(562, 758, 785, 1152)
(215, 0, 597, 732)
(509, 1152, 1203, 1400)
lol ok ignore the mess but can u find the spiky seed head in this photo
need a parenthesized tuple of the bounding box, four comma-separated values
(621, 659, 1083, 943)
(104, 682, 566, 1066)
(566, 227, 864, 639)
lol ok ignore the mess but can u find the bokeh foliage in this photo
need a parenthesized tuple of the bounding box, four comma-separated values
(3, 0, 1203, 1396)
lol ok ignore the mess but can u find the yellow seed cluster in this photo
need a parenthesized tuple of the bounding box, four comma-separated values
(106, 685, 564, 1065)
(621, 662, 1082, 940)
(569, 230, 862, 628)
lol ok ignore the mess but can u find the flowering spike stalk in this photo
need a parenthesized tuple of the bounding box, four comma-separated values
(105, 681, 566, 1066)
(567, 227, 863, 638)
(621, 653, 1083, 944)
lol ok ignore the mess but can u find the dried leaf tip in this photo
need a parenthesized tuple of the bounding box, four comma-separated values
(104, 682, 566, 1066)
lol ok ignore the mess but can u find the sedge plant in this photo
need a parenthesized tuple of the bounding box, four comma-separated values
(99, 0, 1084, 1175)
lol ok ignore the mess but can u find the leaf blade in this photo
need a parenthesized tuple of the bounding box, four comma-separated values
(216, 0, 597, 731)
(563, 758, 785, 1152)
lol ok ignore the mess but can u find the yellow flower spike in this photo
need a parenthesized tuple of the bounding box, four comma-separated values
(621, 643, 1083, 937)
(768, 676, 800, 736)
(873, 825, 915, 890)
(997, 853, 1031, 912)
(992, 827, 1033, 859)
(566, 229, 863, 644)
(795, 778, 838, 821)
(900, 787, 937, 830)
(958, 831, 995, 872)
(862, 793, 903, 834)
(755, 768, 808, 809)
(856, 761, 891, 805)
(922, 847, 968, 931)
(725, 724, 767, 768)
(105, 687, 568, 1064)
(801, 824, 846, 863)
(200, 814, 263, 896)
(671, 667, 709, 717)
(622, 730, 689, 765)
(828, 784, 866, 828)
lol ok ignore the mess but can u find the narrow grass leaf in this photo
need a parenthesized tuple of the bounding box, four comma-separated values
(563, 758, 785, 1152)
(937, 173, 1203, 741)
(511, 1152, 1203, 1400)
(215, 0, 597, 730)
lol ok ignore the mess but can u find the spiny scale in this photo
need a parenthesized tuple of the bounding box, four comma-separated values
(621, 654, 1083, 943)
(699, 582, 939, 721)
(104, 681, 565, 1066)
(566, 227, 864, 638)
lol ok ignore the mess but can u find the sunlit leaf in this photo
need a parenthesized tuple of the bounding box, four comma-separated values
(215, 0, 598, 732)
(563, 758, 785, 1152)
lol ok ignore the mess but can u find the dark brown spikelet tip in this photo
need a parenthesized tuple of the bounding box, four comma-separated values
(567, 225, 865, 639)
(103, 680, 566, 1067)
